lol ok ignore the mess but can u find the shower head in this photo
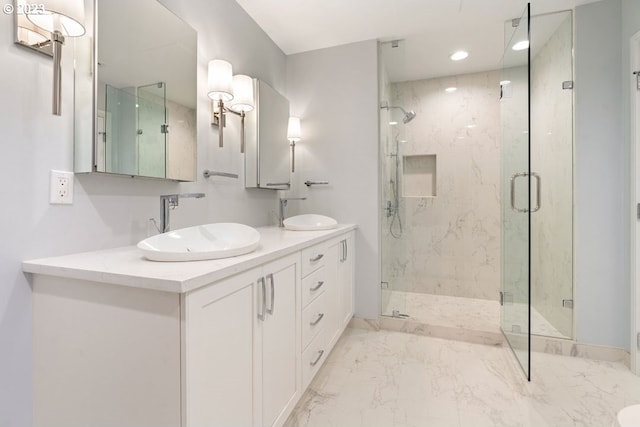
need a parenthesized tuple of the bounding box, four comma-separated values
(402, 110, 416, 123)
(380, 103, 417, 124)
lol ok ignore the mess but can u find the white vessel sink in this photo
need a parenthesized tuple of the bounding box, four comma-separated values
(138, 223, 260, 261)
(283, 214, 338, 231)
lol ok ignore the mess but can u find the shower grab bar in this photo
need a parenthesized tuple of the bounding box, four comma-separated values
(509, 172, 541, 213)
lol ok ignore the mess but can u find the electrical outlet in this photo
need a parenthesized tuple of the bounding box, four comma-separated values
(50, 170, 74, 205)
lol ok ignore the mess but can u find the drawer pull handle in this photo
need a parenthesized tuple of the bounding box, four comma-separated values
(310, 350, 325, 366)
(310, 254, 324, 262)
(310, 281, 324, 291)
(310, 313, 325, 326)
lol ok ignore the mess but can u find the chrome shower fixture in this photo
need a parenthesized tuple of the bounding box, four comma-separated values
(380, 102, 417, 124)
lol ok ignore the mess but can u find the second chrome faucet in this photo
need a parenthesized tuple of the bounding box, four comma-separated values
(159, 193, 205, 233)
(279, 197, 306, 227)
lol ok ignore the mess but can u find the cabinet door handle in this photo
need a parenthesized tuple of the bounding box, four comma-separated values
(344, 239, 348, 261)
(310, 313, 325, 326)
(266, 273, 275, 315)
(257, 277, 266, 321)
(310, 350, 325, 366)
(310, 254, 324, 262)
(310, 281, 324, 292)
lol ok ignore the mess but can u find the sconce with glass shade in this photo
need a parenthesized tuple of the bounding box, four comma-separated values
(208, 59, 255, 153)
(287, 117, 301, 173)
(20, 0, 86, 115)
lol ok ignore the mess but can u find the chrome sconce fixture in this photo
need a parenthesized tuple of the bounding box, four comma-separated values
(287, 117, 301, 173)
(14, 0, 86, 115)
(208, 59, 255, 153)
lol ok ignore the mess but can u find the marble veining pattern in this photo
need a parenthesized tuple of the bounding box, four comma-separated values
(381, 71, 501, 301)
(285, 328, 640, 427)
(380, 291, 565, 340)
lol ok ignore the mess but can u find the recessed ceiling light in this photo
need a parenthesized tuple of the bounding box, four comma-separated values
(450, 50, 469, 61)
(512, 40, 529, 51)
(389, 121, 398, 125)
(445, 87, 457, 93)
(500, 80, 511, 85)
(466, 124, 477, 129)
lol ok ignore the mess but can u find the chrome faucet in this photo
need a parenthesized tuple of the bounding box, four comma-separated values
(159, 193, 205, 233)
(279, 197, 306, 227)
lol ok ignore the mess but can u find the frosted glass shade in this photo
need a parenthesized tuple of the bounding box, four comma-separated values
(287, 117, 301, 142)
(208, 59, 233, 102)
(229, 75, 254, 113)
(27, 0, 85, 37)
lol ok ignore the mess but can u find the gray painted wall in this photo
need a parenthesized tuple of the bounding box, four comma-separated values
(0, 0, 286, 424)
(285, 41, 380, 319)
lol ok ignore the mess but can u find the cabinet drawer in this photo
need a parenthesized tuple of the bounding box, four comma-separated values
(301, 242, 329, 277)
(301, 291, 328, 349)
(302, 329, 329, 389)
(301, 266, 327, 307)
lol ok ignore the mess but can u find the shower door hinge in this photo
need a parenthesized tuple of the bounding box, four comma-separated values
(634, 71, 640, 90)
(562, 81, 574, 90)
(562, 299, 574, 309)
(381, 281, 389, 289)
(637, 332, 640, 350)
(161, 124, 169, 134)
(637, 202, 640, 219)
(512, 18, 521, 28)
(499, 291, 504, 306)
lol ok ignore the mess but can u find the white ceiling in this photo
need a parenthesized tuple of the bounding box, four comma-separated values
(235, 0, 601, 82)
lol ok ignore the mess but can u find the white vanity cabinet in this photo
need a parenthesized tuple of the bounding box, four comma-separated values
(299, 231, 355, 389)
(25, 226, 356, 427)
(184, 253, 300, 427)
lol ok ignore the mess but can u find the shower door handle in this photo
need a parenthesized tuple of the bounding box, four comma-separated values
(509, 172, 541, 213)
(510, 172, 529, 213)
(531, 172, 541, 213)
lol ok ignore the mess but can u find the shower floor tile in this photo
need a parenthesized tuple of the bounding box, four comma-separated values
(285, 328, 640, 427)
(382, 290, 567, 340)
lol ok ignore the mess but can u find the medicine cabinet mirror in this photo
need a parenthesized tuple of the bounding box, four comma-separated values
(74, 0, 197, 181)
(241, 79, 291, 189)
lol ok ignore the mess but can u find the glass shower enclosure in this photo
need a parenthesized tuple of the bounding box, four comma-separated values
(378, 4, 574, 381)
(500, 4, 531, 380)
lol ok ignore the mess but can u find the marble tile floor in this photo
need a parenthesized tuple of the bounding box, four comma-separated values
(381, 290, 567, 340)
(285, 328, 640, 427)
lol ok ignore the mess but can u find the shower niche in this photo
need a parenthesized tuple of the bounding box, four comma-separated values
(402, 154, 437, 198)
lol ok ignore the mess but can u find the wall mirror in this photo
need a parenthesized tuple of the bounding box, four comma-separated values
(242, 79, 291, 189)
(74, 0, 197, 181)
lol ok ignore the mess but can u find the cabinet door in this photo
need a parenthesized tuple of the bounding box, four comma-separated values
(338, 235, 355, 328)
(184, 269, 259, 427)
(324, 243, 341, 346)
(259, 254, 300, 427)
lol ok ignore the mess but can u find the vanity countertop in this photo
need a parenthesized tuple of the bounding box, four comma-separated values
(23, 225, 356, 294)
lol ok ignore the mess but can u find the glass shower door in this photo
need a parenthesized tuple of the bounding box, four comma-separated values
(500, 4, 531, 380)
(137, 82, 167, 178)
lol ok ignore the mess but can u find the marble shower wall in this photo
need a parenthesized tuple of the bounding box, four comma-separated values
(530, 13, 574, 338)
(382, 71, 501, 301)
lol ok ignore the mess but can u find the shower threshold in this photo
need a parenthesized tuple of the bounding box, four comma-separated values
(379, 291, 504, 346)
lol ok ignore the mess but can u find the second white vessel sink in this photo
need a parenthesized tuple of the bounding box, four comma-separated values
(138, 223, 260, 261)
(283, 214, 338, 231)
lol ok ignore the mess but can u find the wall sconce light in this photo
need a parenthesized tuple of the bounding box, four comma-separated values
(287, 117, 301, 173)
(21, 0, 86, 115)
(208, 59, 255, 153)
